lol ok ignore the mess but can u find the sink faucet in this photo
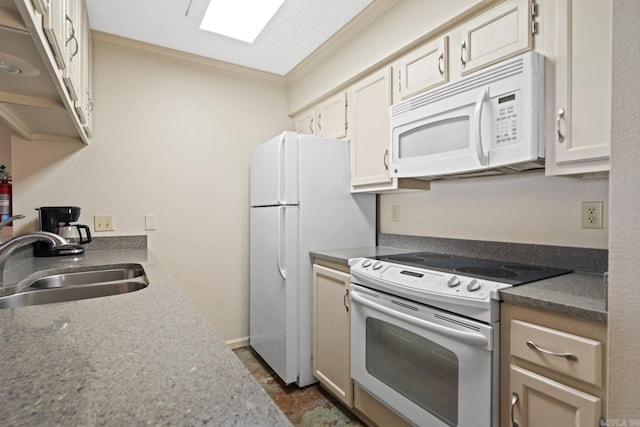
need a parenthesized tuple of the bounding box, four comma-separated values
(0, 232, 69, 285)
(0, 214, 25, 232)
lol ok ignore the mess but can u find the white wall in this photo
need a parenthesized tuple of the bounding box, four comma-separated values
(608, 0, 640, 417)
(380, 174, 609, 248)
(12, 39, 291, 342)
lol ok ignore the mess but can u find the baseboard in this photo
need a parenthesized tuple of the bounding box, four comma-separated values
(226, 337, 249, 349)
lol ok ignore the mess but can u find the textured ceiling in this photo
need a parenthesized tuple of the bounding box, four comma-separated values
(85, 0, 374, 76)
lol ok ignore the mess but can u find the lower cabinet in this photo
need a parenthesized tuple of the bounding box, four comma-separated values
(509, 365, 601, 427)
(312, 263, 352, 407)
(312, 260, 411, 426)
(500, 303, 607, 427)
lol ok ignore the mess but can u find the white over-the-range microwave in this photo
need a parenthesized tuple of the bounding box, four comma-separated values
(389, 51, 545, 180)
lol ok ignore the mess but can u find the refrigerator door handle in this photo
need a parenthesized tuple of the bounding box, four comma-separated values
(277, 133, 286, 205)
(277, 206, 287, 280)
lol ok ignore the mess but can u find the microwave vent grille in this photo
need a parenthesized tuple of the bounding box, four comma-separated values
(391, 56, 528, 117)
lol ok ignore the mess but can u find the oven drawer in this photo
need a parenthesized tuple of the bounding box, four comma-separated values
(510, 319, 603, 387)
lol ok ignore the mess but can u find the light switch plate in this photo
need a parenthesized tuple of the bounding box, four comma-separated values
(145, 214, 156, 231)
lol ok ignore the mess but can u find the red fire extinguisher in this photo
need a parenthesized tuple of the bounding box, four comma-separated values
(0, 165, 12, 224)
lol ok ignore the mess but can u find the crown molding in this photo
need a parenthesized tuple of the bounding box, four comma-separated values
(285, 0, 399, 85)
(92, 31, 288, 87)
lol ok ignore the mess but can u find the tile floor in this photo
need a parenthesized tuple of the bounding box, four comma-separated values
(233, 346, 365, 427)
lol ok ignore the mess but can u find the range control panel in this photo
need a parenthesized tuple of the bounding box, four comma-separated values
(350, 258, 512, 304)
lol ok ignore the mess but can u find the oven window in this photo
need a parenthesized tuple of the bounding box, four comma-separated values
(366, 318, 458, 427)
(398, 116, 469, 159)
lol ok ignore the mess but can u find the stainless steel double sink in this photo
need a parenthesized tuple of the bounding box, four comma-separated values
(0, 264, 149, 309)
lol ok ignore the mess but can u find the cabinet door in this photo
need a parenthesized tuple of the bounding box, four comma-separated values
(32, 0, 49, 14)
(312, 265, 352, 407)
(455, 0, 533, 76)
(74, 1, 93, 136)
(294, 107, 315, 135)
(42, 0, 67, 70)
(391, 37, 448, 104)
(546, 0, 611, 175)
(510, 365, 601, 427)
(347, 68, 395, 192)
(316, 92, 347, 139)
(62, 0, 81, 102)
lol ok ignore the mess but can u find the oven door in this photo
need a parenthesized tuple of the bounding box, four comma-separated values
(350, 284, 497, 427)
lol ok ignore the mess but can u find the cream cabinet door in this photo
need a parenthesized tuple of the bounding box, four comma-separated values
(42, 0, 67, 70)
(74, 1, 92, 136)
(62, 0, 81, 102)
(510, 365, 601, 427)
(454, 0, 534, 77)
(312, 265, 352, 407)
(545, 0, 611, 175)
(391, 37, 448, 104)
(294, 107, 316, 135)
(315, 92, 347, 139)
(347, 68, 395, 192)
(293, 93, 346, 139)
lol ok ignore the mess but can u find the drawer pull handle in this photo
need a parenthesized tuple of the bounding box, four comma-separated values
(526, 340, 578, 361)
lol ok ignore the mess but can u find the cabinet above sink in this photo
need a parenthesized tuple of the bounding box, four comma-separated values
(0, 0, 92, 144)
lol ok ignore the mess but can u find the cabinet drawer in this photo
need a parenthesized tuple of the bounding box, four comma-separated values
(510, 319, 602, 386)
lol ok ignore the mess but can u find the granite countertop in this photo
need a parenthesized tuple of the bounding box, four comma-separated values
(499, 272, 607, 323)
(309, 246, 408, 266)
(310, 246, 607, 324)
(0, 248, 291, 426)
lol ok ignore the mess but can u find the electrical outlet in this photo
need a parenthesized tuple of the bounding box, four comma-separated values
(94, 215, 114, 232)
(581, 202, 603, 229)
(391, 205, 400, 222)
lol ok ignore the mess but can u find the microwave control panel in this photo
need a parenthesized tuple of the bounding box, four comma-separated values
(494, 91, 521, 146)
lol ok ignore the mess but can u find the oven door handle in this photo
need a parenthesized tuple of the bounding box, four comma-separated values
(351, 291, 489, 347)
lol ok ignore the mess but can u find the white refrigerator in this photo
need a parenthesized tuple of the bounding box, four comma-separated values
(249, 131, 375, 387)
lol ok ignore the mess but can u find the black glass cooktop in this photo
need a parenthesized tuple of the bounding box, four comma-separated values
(371, 252, 572, 285)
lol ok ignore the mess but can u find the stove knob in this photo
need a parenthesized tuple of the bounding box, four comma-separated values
(466, 279, 482, 292)
(362, 260, 372, 268)
(447, 276, 461, 288)
(372, 261, 383, 270)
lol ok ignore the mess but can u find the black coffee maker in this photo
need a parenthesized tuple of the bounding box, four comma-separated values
(34, 206, 92, 256)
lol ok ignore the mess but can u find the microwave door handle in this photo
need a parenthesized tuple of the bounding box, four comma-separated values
(474, 88, 490, 166)
(350, 291, 489, 348)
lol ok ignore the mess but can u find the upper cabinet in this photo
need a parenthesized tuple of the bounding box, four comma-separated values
(452, 0, 534, 77)
(0, 0, 92, 144)
(391, 0, 535, 105)
(346, 68, 429, 193)
(542, 0, 611, 175)
(347, 68, 394, 192)
(391, 37, 448, 104)
(293, 92, 347, 140)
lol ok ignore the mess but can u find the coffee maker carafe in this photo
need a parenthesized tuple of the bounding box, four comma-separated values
(34, 206, 92, 256)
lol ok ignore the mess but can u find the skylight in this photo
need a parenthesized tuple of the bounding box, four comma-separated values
(200, 0, 286, 44)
